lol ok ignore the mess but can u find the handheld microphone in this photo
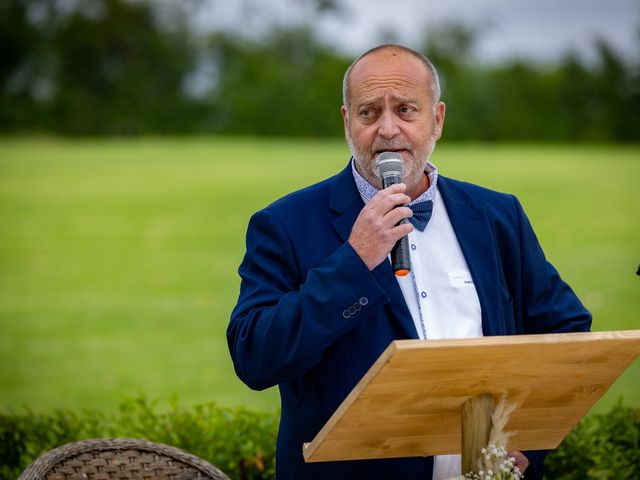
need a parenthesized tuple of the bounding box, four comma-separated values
(375, 152, 411, 277)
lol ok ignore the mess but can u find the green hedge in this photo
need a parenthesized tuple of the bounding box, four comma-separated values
(0, 397, 278, 480)
(1, 398, 638, 480)
(544, 401, 640, 479)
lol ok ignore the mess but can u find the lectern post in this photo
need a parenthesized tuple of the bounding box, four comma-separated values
(461, 393, 495, 474)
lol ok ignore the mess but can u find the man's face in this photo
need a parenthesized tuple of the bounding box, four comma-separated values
(341, 49, 445, 197)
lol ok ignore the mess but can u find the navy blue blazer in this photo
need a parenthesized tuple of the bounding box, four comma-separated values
(228, 162, 591, 480)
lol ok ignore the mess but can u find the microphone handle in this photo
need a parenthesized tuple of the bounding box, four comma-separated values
(390, 227, 411, 276)
(381, 174, 411, 276)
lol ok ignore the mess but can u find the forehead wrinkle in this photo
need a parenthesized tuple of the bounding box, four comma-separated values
(358, 73, 420, 89)
(355, 84, 424, 108)
(356, 93, 420, 107)
(353, 73, 425, 100)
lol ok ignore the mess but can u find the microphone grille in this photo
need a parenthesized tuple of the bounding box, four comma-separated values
(375, 152, 404, 179)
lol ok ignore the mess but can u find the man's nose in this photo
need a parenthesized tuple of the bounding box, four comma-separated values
(377, 110, 400, 139)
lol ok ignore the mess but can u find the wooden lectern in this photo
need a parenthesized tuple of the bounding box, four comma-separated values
(303, 330, 640, 473)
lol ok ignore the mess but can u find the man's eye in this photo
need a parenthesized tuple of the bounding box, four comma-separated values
(399, 106, 416, 114)
(358, 109, 378, 122)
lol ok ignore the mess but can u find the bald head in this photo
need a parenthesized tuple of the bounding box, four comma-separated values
(342, 44, 441, 108)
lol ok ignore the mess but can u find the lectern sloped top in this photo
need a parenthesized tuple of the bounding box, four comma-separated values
(303, 330, 640, 463)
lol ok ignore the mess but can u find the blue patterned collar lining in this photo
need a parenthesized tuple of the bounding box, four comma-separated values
(351, 157, 439, 205)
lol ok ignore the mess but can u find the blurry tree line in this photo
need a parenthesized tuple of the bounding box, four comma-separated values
(1, 0, 639, 140)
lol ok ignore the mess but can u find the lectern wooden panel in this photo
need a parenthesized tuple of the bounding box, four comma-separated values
(303, 330, 640, 463)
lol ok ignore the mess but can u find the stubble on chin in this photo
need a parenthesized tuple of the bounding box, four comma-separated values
(346, 129, 438, 192)
(356, 158, 382, 189)
(346, 136, 383, 189)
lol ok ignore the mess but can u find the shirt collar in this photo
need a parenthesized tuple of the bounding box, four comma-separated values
(351, 157, 439, 205)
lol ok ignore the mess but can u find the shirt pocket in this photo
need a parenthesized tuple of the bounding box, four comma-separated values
(448, 269, 475, 288)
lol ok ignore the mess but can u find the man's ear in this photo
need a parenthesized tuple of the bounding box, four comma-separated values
(341, 105, 349, 132)
(434, 101, 446, 140)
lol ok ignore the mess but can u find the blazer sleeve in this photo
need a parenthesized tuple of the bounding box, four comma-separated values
(514, 196, 592, 334)
(227, 208, 389, 391)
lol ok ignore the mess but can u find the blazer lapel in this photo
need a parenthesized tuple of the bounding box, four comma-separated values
(329, 162, 418, 339)
(438, 176, 503, 336)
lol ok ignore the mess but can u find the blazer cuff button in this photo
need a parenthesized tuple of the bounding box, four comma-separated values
(342, 309, 351, 319)
(358, 297, 368, 306)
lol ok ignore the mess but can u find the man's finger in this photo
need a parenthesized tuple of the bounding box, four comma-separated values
(508, 451, 530, 473)
(383, 206, 413, 228)
(368, 191, 411, 217)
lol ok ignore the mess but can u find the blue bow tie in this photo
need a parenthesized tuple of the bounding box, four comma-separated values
(408, 200, 433, 231)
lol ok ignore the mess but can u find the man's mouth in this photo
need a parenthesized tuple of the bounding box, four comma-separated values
(374, 148, 409, 156)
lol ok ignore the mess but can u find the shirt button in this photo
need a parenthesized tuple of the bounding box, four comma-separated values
(359, 297, 368, 306)
(342, 309, 351, 319)
(421, 291, 427, 298)
(411, 244, 417, 250)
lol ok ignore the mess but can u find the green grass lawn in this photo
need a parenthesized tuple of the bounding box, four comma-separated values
(0, 137, 638, 414)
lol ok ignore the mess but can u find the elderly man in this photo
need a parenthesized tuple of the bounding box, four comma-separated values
(228, 44, 591, 480)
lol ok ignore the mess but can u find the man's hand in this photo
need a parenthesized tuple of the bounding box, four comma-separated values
(348, 183, 413, 270)
(509, 451, 530, 474)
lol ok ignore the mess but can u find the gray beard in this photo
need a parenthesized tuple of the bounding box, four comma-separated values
(346, 130, 437, 190)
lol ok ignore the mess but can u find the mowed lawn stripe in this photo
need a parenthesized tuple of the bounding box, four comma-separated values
(0, 138, 638, 413)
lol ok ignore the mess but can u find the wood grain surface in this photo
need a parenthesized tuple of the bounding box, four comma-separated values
(303, 330, 640, 463)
